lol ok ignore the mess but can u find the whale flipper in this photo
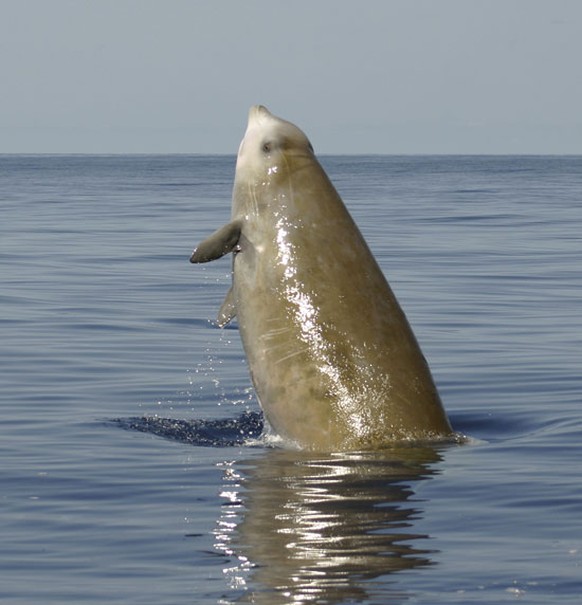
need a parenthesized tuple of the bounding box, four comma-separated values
(190, 220, 242, 263)
(217, 286, 236, 327)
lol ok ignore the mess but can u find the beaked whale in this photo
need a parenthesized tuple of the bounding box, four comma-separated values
(190, 105, 453, 451)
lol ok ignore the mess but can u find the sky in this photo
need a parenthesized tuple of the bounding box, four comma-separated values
(1, 0, 581, 154)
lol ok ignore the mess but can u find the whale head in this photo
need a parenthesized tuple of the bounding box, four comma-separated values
(235, 106, 314, 180)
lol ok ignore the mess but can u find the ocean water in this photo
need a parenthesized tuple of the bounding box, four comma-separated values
(1, 154, 581, 604)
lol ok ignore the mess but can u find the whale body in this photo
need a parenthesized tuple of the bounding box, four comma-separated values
(190, 105, 453, 451)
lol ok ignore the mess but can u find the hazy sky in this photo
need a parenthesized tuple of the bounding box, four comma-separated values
(2, 0, 581, 154)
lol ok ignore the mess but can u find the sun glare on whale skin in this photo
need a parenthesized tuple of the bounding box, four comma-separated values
(190, 105, 453, 451)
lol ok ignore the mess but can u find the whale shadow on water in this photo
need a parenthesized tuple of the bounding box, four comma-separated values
(112, 410, 264, 447)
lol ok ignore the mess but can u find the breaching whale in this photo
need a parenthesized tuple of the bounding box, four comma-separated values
(190, 105, 453, 451)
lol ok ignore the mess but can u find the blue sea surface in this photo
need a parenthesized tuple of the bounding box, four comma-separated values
(1, 154, 581, 603)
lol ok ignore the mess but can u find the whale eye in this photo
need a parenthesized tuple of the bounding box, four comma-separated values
(262, 142, 272, 153)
